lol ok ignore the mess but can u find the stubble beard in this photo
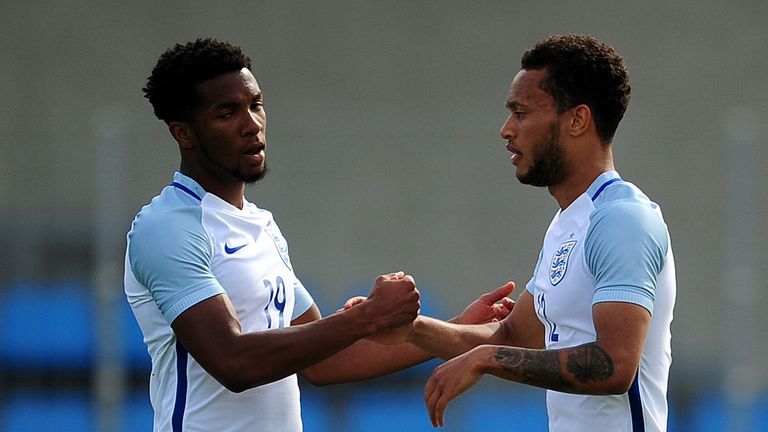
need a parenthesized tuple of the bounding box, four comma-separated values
(516, 122, 568, 188)
(199, 139, 268, 184)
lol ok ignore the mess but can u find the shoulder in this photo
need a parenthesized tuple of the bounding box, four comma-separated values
(585, 180, 669, 273)
(128, 191, 212, 271)
(589, 181, 668, 243)
(130, 204, 207, 246)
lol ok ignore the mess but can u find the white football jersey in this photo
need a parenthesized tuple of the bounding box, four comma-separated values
(526, 171, 676, 432)
(125, 172, 313, 432)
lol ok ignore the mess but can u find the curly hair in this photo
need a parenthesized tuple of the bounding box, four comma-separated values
(521, 34, 631, 143)
(143, 38, 252, 123)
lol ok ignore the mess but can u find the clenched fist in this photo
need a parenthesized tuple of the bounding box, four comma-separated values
(345, 271, 420, 335)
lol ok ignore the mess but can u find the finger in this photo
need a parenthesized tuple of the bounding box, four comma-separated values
(434, 392, 449, 427)
(427, 386, 442, 427)
(377, 271, 402, 281)
(492, 303, 511, 319)
(343, 296, 366, 310)
(479, 281, 516, 302)
(424, 373, 440, 426)
(502, 297, 515, 309)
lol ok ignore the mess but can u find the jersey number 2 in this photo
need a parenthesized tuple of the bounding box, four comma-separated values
(537, 293, 559, 342)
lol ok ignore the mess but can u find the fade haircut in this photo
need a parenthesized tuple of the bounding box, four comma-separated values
(521, 34, 631, 143)
(143, 38, 252, 123)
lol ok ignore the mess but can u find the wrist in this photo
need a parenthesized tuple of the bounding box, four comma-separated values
(340, 301, 379, 337)
(473, 345, 496, 374)
(448, 313, 463, 325)
(408, 315, 430, 344)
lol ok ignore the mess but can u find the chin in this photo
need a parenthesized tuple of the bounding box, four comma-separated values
(242, 165, 268, 184)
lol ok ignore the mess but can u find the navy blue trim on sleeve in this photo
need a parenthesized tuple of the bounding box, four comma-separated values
(590, 177, 622, 202)
(172, 181, 203, 201)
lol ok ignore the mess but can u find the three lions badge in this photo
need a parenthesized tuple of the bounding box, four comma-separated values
(550, 240, 577, 286)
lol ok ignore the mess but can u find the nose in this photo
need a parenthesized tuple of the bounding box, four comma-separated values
(243, 110, 264, 136)
(499, 115, 516, 141)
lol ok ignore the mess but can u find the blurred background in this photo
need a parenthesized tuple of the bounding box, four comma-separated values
(1, 1, 766, 431)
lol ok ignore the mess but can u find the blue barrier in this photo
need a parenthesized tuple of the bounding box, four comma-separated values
(0, 282, 95, 369)
(1, 391, 93, 432)
(0, 281, 150, 372)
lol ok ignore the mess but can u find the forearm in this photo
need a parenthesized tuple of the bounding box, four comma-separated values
(409, 316, 503, 360)
(478, 342, 628, 395)
(300, 293, 510, 385)
(302, 338, 432, 386)
(216, 311, 376, 391)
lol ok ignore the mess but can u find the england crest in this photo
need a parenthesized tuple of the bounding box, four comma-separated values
(264, 220, 293, 271)
(549, 240, 577, 286)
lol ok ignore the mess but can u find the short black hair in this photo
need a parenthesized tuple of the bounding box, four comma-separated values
(521, 34, 631, 143)
(143, 38, 252, 123)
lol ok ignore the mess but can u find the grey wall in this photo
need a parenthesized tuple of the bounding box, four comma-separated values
(2, 1, 767, 395)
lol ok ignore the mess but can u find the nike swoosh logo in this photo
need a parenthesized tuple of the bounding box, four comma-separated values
(224, 243, 247, 254)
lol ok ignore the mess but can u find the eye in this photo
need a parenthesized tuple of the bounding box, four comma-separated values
(251, 100, 264, 111)
(217, 111, 235, 119)
(514, 111, 526, 120)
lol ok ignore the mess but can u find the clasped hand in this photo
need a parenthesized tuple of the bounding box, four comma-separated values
(340, 280, 516, 345)
(341, 272, 420, 334)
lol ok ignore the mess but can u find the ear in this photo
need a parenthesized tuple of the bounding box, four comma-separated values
(567, 104, 592, 137)
(168, 121, 195, 149)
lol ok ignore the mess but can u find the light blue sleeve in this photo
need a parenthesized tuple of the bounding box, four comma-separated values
(292, 278, 315, 320)
(586, 201, 668, 313)
(526, 249, 544, 294)
(128, 206, 225, 323)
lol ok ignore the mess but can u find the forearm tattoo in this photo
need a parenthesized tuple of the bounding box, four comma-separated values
(493, 347, 569, 390)
(492, 343, 614, 392)
(566, 343, 613, 383)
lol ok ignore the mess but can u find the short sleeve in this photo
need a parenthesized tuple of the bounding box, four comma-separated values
(526, 249, 544, 294)
(128, 206, 225, 323)
(291, 278, 314, 320)
(586, 201, 668, 313)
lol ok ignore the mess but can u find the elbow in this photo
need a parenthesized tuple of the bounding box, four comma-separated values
(584, 342, 640, 395)
(218, 371, 283, 393)
(602, 377, 633, 395)
(574, 346, 638, 395)
(601, 364, 638, 395)
(209, 359, 274, 393)
(614, 369, 638, 394)
(221, 379, 250, 394)
(300, 366, 333, 387)
(214, 366, 253, 393)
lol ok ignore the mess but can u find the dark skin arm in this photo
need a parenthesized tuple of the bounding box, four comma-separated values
(299, 282, 517, 386)
(295, 305, 432, 385)
(170, 273, 419, 393)
(423, 301, 651, 427)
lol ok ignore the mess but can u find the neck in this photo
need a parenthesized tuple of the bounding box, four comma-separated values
(180, 163, 246, 209)
(548, 148, 614, 210)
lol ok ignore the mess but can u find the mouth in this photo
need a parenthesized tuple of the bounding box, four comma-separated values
(506, 143, 521, 164)
(243, 142, 266, 164)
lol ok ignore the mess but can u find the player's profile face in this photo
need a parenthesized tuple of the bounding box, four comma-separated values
(500, 68, 568, 187)
(189, 68, 268, 184)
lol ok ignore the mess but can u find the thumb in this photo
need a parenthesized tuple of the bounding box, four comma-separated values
(481, 281, 516, 302)
(343, 296, 367, 310)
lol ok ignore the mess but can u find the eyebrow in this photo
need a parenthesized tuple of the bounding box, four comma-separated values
(210, 93, 263, 110)
(505, 100, 523, 111)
